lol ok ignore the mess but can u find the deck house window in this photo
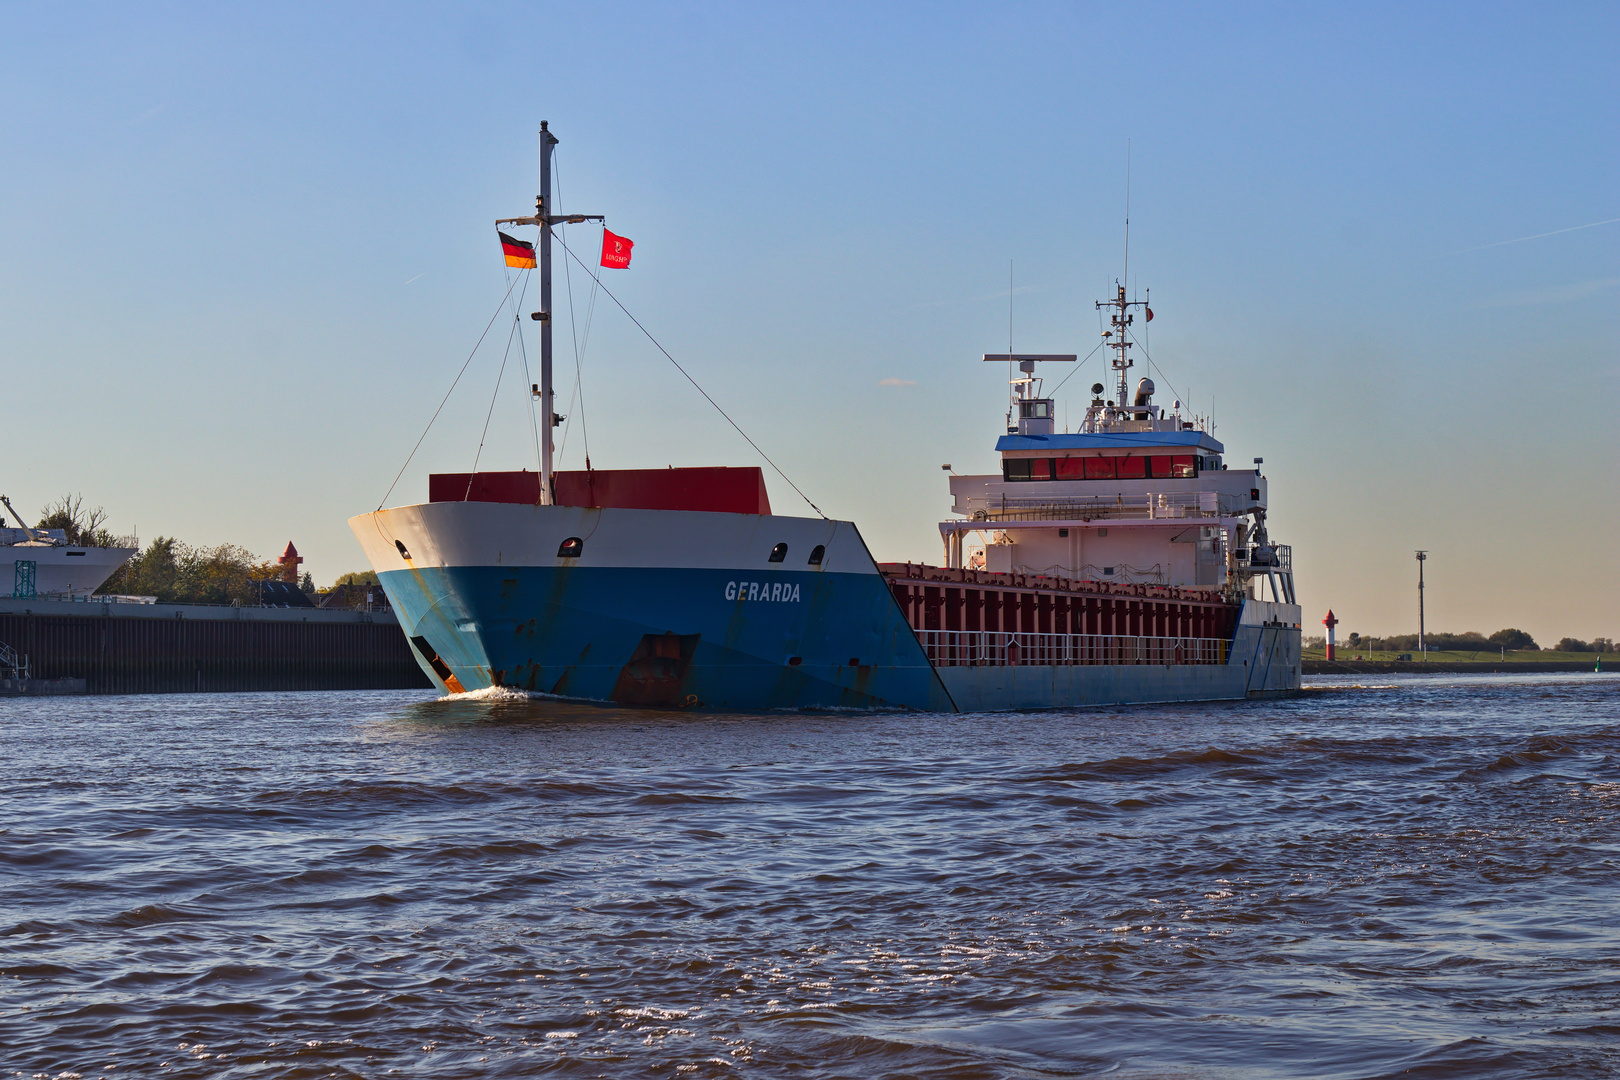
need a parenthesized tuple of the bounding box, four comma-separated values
(1116, 456, 1146, 479)
(1055, 457, 1085, 479)
(1084, 457, 1116, 480)
(1004, 458, 1032, 482)
(1171, 455, 1196, 478)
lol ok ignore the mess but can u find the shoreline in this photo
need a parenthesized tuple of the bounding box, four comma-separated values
(1304, 659, 1605, 675)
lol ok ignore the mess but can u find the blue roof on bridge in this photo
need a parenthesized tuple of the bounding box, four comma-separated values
(996, 430, 1226, 454)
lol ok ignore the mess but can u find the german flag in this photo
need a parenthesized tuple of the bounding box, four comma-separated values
(499, 231, 537, 269)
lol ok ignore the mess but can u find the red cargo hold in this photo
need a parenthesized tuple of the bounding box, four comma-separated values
(427, 468, 771, 516)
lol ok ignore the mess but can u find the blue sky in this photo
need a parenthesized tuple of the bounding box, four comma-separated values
(3, 2, 1615, 642)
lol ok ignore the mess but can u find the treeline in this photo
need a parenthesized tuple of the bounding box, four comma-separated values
(98, 537, 283, 605)
(39, 492, 378, 607)
(1324, 629, 1615, 654)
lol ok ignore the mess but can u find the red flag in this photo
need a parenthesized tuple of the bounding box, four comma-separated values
(1145, 307, 1154, 321)
(600, 229, 634, 269)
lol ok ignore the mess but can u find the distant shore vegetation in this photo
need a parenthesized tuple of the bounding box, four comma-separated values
(39, 492, 380, 607)
(1303, 627, 1613, 659)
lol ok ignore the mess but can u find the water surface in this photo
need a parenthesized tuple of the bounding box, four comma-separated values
(3, 673, 1618, 1077)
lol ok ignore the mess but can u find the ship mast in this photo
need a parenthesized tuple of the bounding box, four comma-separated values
(1095, 283, 1148, 410)
(497, 122, 603, 505)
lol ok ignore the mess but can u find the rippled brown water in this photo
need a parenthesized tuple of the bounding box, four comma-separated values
(3, 673, 1618, 1078)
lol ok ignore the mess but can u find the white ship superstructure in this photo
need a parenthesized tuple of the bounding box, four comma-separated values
(0, 528, 136, 598)
(0, 495, 136, 599)
(941, 286, 1295, 609)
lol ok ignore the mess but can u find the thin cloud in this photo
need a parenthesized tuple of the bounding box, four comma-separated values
(878, 377, 917, 387)
(1435, 216, 1620, 258)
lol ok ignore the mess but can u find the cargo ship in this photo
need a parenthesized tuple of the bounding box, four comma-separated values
(350, 125, 1301, 709)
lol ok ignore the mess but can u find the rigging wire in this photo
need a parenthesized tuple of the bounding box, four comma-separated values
(1046, 338, 1106, 398)
(1125, 328, 1188, 413)
(466, 272, 531, 496)
(551, 230, 827, 519)
(376, 271, 525, 510)
(506, 256, 542, 476)
(554, 152, 597, 469)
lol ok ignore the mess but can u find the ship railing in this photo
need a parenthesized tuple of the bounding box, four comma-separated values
(0, 639, 30, 680)
(915, 630, 1228, 667)
(39, 592, 159, 604)
(955, 492, 1242, 523)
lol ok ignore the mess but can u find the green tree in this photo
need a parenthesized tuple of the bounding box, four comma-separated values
(1489, 628, 1538, 650)
(100, 537, 274, 604)
(332, 570, 379, 589)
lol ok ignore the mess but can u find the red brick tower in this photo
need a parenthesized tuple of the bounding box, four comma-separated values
(279, 542, 304, 584)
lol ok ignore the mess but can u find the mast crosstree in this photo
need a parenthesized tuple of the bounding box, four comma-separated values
(1095, 284, 1149, 409)
(496, 121, 604, 505)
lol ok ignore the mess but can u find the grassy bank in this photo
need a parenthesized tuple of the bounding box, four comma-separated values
(1303, 647, 1609, 664)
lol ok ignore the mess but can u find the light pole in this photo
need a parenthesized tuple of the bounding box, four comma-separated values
(1415, 550, 1427, 655)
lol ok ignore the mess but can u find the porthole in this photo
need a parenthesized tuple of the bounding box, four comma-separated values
(558, 536, 584, 559)
(768, 542, 788, 563)
(807, 544, 825, 566)
(395, 539, 411, 560)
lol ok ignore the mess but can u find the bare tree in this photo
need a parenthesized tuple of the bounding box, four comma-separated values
(37, 493, 114, 547)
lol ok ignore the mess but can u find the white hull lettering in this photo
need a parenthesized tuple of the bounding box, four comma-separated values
(725, 580, 802, 603)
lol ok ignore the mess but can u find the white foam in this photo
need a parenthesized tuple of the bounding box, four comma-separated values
(442, 685, 531, 702)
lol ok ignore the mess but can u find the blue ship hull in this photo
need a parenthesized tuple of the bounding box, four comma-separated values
(381, 564, 955, 711)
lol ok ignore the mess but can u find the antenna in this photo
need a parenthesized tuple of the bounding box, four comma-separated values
(1093, 141, 1149, 411)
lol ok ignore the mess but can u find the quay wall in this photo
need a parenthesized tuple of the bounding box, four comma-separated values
(0, 597, 431, 695)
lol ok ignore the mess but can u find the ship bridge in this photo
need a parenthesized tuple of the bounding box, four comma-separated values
(941, 341, 1294, 605)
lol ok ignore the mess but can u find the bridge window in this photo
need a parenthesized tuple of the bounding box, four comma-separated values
(1002, 458, 1052, 482)
(1148, 455, 1197, 478)
(768, 542, 788, 563)
(557, 536, 584, 558)
(808, 544, 825, 565)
